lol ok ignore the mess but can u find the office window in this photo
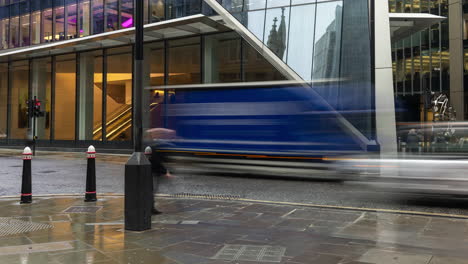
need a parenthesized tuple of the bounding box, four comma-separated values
(31, 11, 41, 44)
(42, 8, 53, 42)
(78, 0, 90, 37)
(121, 0, 134, 28)
(19, 1, 30, 46)
(10, 61, 29, 139)
(0, 18, 8, 49)
(149, 42, 164, 86)
(9, 16, 19, 48)
(106, 47, 133, 141)
(168, 37, 201, 85)
(66, 0, 78, 39)
(150, 0, 165, 22)
(204, 33, 242, 83)
(78, 50, 103, 141)
(0, 4, 7, 49)
(20, 13, 30, 46)
(287, 4, 315, 80)
(264, 7, 290, 62)
(242, 39, 285, 81)
(31, 58, 52, 140)
(92, 0, 104, 34)
(312, 1, 343, 81)
(54, 0, 65, 41)
(54, 54, 77, 140)
(106, 0, 119, 31)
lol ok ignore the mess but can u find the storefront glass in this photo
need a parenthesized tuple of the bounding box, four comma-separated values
(106, 46, 132, 141)
(54, 54, 77, 140)
(9, 61, 29, 140)
(168, 37, 201, 85)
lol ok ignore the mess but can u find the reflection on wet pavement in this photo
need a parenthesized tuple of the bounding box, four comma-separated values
(0, 196, 466, 263)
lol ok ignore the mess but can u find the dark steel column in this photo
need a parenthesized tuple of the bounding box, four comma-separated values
(124, 0, 153, 231)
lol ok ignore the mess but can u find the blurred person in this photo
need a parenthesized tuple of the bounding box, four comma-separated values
(406, 129, 420, 153)
(146, 128, 176, 214)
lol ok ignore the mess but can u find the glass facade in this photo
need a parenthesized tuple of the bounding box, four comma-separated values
(31, 57, 52, 140)
(0, 32, 308, 147)
(106, 47, 132, 141)
(0, 0, 216, 50)
(0, 0, 373, 149)
(54, 54, 76, 140)
(390, 1, 449, 102)
(9, 61, 29, 140)
(389, 1, 457, 153)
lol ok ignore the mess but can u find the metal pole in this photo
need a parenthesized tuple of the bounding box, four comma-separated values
(124, 0, 153, 231)
(134, 0, 144, 152)
(32, 96, 37, 156)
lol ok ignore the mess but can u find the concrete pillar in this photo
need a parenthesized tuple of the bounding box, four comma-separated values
(203, 36, 219, 83)
(31, 59, 48, 139)
(78, 53, 95, 140)
(374, 0, 397, 155)
(449, 0, 464, 120)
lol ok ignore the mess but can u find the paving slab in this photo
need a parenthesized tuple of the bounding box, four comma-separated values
(0, 195, 465, 263)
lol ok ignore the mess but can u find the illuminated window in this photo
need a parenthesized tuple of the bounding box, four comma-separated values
(92, 0, 104, 34)
(78, 0, 90, 37)
(121, 0, 134, 28)
(54, 0, 66, 41)
(66, 0, 78, 39)
(106, 0, 119, 31)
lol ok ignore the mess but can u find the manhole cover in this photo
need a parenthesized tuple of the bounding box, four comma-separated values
(212, 244, 285, 262)
(38, 170, 56, 174)
(63, 206, 102, 213)
(0, 218, 52, 236)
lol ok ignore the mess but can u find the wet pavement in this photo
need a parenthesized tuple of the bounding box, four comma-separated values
(0, 195, 467, 264)
(1, 148, 468, 217)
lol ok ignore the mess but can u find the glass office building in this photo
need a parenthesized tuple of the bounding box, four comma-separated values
(390, 1, 468, 153)
(389, 0, 450, 123)
(0, 0, 373, 150)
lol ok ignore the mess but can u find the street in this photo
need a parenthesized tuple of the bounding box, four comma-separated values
(0, 152, 468, 217)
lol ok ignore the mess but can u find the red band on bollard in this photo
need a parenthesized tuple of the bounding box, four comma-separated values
(85, 191, 96, 194)
(87, 152, 96, 159)
(21, 193, 32, 196)
(22, 153, 32, 160)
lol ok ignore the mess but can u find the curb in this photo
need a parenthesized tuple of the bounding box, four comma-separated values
(3, 193, 468, 220)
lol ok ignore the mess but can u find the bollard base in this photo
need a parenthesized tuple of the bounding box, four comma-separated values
(20, 195, 32, 204)
(125, 152, 153, 231)
(85, 192, 97, 202)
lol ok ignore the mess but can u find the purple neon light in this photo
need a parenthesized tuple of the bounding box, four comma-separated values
(122, 18, 133, 28)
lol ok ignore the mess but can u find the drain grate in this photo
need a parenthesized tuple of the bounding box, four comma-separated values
(212, 244, 285, 262)
(0, 218, 52, 236)
(63, 206, 102, 213)
(170, 193, 242, 200)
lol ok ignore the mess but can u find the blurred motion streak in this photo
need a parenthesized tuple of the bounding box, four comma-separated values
(145, 81, 378, 180)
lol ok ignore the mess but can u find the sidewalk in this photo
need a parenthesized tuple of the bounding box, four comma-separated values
(0, 194, 467, 264)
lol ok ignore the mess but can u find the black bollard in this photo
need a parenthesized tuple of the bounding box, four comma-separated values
(125, 152, 153, 231)
(85, 145, 97, 202)
(20, 147, 32, 204)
